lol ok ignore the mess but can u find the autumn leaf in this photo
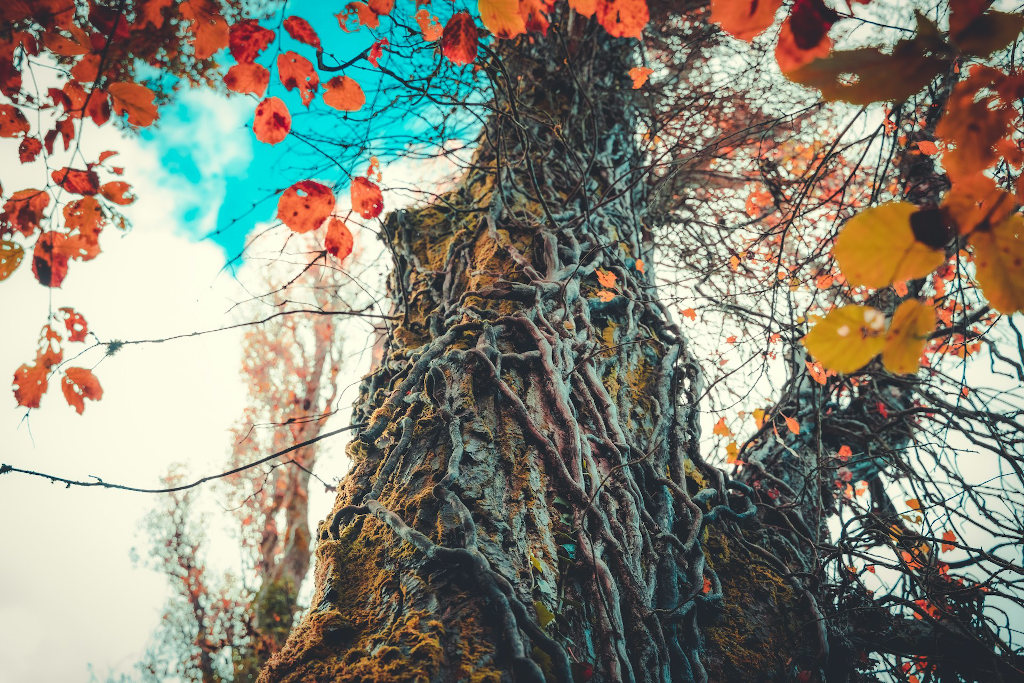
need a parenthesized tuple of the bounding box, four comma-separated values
(680, 307, 696, 321)
(368, 39, 388, 68)
(442, 12, 478, 65)
(834, 202, 946, 289)
(283, 16, 321, 49)
(837, 445, 852, 461)
(774, 0, 836, 73)
(323, 76, 365, 111)
(277, 51, 319, 107)
(181, 0, 229, 59)
(228, 20, 273, 63)
(277, 180, 335, 233)
(325, 217, 354, 261)
(51, 167, 100, 196)
(784, 415, 800, 435)
(725, 441, 739, 464)
(253, 97, 290, 144)
(0, 240, 24, 280)
(917, 140, 939, 155)
(351, 176, 384, 219)
(905, 498, 921, 511)
(225, 62, 270, 97)
(713, 417, 732, 437)
(635, 258, 645, 274)
(2, 189, 49, 237)
(108, 82, 158, 126)
(13, 362, 48, 408)
(61, 366, 102, 414)
(35, 325, 63, 370)
(100, 181, 135, 205)
(415, 9, 443, 41)
(596, 290, 615, 302)
(18, 136, 41, 162)
(596, 268, 617, 289)
(0, 103, 30, 137)
(32, 232, 70, 287)
(629, 66, 653, 88)
(882, 300, 934, 375)
(479, 0, 526, 39)
(940, 529, 956, 553)
(802, 305, 886, 374)
(595, 0, 648, 39)
(60, 307, 88, 342)
(971, 213, 1024, 313)
(710, 0, 782, 41)
(942, 174, 1016, 235)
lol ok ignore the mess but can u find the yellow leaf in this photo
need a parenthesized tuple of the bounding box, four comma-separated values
(534, 600, 555, 629)
(753, 408, 765, 429)
(713, 417, 732, 437)
(972, 214, 1024, 313)
(835, 202, 946, 288)
(882, 299, 934, 374)
(478, 0, 525, 38)
(802, 305, 886, 374)
(725, 441, 739, 464)
(0, 240, 24, 281)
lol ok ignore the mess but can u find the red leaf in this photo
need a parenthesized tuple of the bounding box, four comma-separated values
(1, 189, 49, 237)
(225, 62, 270, 96)
(63, 197, 104, 237)
(18, 136, 41, 163)
(350, 176, 383, 219)
(595, 0, 648, 39)
(0, 103, 30, 137)
(442, 12, 478, 65)
(60, 307, 88, 342)
(100, 181, 135, 205)
(325, 217, 354, 261)
(323, 76, 365, 111)
(32, 231, 70, 287)
(61, 366, 102, 414)
(108, 82, 158, 126)
(253, 97, 291, 144)
(775, 0, 836, 72)
(35, 324, 63, 370)
(13, 362, 48, 409)
(277, 180, 335, 233)
(283, 16, 321, 49)
(228, 20, 273, 63)
(710, 0, 783, 41)
(51, 167, 100, 196)
(368, 0, 394, 16)
(368, 38, 388, 68)
(277, 51, 319, 107)
(415, 9, 443, 41)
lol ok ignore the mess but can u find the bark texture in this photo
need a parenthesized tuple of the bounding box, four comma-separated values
(263, 15, 820, 683)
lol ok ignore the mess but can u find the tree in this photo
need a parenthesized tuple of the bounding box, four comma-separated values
(2, 1, 1024, 682)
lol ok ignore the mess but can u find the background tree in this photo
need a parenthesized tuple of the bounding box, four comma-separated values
(2, 1, 1023, 682)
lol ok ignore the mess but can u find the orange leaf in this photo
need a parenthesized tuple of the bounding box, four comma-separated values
(635, 258, 645, 274)
(323, 76, 365, 112)
(971, 213, 1024, 313)
(32, 232, 69, 287)
(2, 190, 49, 238)
(0, 104, 30, 137)
(942, 173, 1016, 236)
(52, 167, 99, 196)
(108, 82, 158, 126)
(99, 181, 135, 205)
(805, 359, 827, 385)
(283, 16, 321, 49)
(680, 307, 696, 321)
(278, 51, 319, 107)
(479, 0, 526, 38)
(837, 445, 852, 461)
(13, 362, 48, 409)
(61, 367, 103, 414)
(253, 97, 291, 144)
(905, 498, 921, 510)
(225, 62, 270, 97)
(351, 176, 384, 219)
(629, 66, 653, 89)
(442, 12, 478, 65)
(725, 441, 739, 464)
(0, 240, 24, 281)
(569, 0, 596, 17)
(277, 180, 335, 233)
(19, 136, 42, 163)
(596, 289, 615, 302)
(60, 307, 88, 342)
(182, 0, 229, 60)
(784, 416, 800, 434)
(713, 417, 732, 437)
(595, 0, 648, 39)
(596, 268, 616, 289)
(325, 217, 354, 261)
(941, 530, 956, 553)
(228, 20, 273, 63)
(415, 9, 443, 41)
(917, 140, 939, 155)
(710, 0, 782, 41)
(834, 203, 946, 289)
(44, 25, 91, 56)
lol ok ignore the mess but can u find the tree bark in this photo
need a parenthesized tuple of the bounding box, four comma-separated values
(263, 14, 822, 683)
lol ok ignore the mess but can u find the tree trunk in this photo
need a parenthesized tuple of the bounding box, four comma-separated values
(263, 14, 822, 682)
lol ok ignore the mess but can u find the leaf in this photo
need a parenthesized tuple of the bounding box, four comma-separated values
(629, 66, 653, 88)
(283, 16, 321, 49)
(596, 268, 616, 288)
(368, 0, 394, 16)
(13, 362, 48, 408)
(278, 180, 334, 233)
(784, 415, 800, 435)
(253, 97, 291, 144)
(61, 367, 102, 414)
(942, 174, 1015, 235)
(834, 202, 946, 289)
(905, 498, 921, 510)
(971, 213, 1024, 313)
(368, 38, 388, 68)
(18, 136, 41, 162)
(51, 167, 100, 196)
(228, 20, 273, 63)
(325, 217, 354, 261)
(32, 232, 70, 287)
(479, 0, 526, 39)
(415, 9, 443, 41)
(837, 445, 852, 461)
(0, 240, 24, 280)
(882, 299, 934, 375)
(680, 307, 696, 321)
(595, 0, 648, 39)
(785, 15, 947, 104)
(99, 181, 135, 205)
(534, 600, 555, 629)
(277, 51, 319, 106)
(941, 529, 956, 553)
(725, 441, 739, 464)
(182, 0, 229, 59)
(805, 359, 827, 385)
(774, 0, 837, 73)
(60, 307, 88, 341)
(351, 176, 384, 219)
(802, 305, 886, 374)
(442, 12, 478, 65)
(596, 289, 615, 302)
(753, 408, 765, 429)
(2, 189, 49, 237)
(635, 258, 645, 274)
(710, 0, 782, 41)
(951, 10, 1024, 58)
(43, 25, 91, 56)
(936, 69, 1016, 181)
(225, 62, 270, 97)
(323, 76, 365, 111)
(917, 140, 939, 155)
(108, 82, 158, 126)
(713, 417, 732, 437)
(0, 103, 30, 137)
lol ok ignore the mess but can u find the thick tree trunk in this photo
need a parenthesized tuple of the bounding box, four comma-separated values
(263, 15, 821, 682)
